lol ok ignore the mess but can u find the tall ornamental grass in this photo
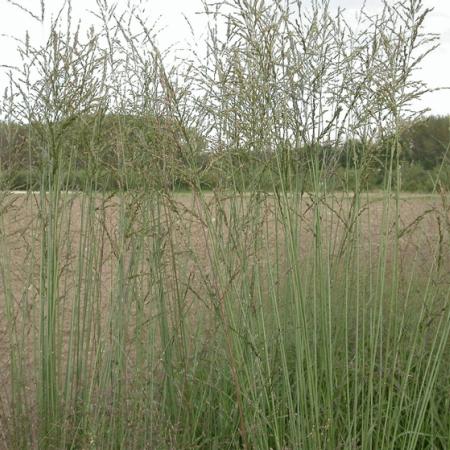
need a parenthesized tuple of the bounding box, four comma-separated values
(0, 0, 448, 448)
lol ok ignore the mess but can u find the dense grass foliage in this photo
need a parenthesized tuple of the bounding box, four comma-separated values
(0, 0, 449, 449)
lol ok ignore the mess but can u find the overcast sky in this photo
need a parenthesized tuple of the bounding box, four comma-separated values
(1, 0, 449, 115)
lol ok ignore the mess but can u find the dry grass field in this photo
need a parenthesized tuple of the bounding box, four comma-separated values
(1, 190, 449, 305)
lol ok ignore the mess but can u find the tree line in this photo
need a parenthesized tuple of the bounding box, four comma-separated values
(0, 112, 448, 193)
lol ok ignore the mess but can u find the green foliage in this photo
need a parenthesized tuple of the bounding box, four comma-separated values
(400, 163, 435, 192)
(401, 115, 450, 169)
(1, 115, 449, 194)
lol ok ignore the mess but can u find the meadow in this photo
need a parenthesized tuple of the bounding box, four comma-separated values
(0, 0, 449, 448)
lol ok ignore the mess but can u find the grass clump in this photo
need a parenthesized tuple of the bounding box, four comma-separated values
(0, 0, 449, 449)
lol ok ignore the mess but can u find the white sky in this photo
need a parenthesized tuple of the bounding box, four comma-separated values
(1, 0, 449, 115)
